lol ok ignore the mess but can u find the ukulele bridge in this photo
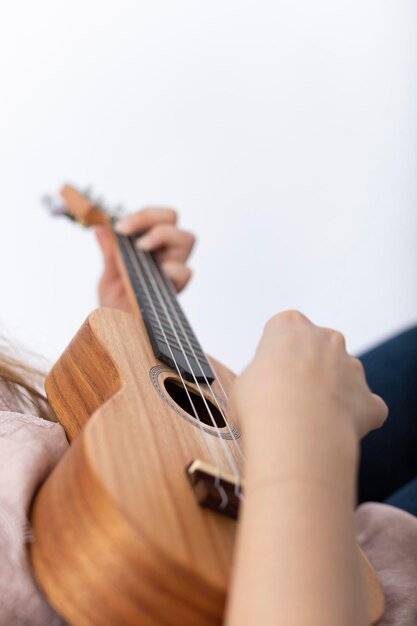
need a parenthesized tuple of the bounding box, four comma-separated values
(186, 459, 243, 520)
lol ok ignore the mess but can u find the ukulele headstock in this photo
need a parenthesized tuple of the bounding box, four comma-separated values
(43, 184, 121, 228)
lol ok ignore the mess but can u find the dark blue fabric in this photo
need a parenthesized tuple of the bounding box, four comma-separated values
(358, 326, 417, 516)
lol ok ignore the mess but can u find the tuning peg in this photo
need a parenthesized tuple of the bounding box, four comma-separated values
(42, 194, 66, 216)
(42, 195, 75, 221)
(112, 204, 126, 216)
(83, 186, 93, 200)
(93, 195, 105, 209)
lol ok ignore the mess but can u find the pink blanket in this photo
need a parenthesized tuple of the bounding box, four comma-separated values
(0, 411, 67, 625)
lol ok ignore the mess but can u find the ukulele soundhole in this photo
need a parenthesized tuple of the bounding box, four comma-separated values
(149, 365, 240, 439)
(164, 378, 226, 428)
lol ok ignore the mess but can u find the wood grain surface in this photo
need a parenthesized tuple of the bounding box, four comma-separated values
(30, 308, 242, 626)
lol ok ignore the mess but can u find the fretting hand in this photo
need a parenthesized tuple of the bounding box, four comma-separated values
(94, 207, 195, 313)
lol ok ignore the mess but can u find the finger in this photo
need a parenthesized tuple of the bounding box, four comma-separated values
(350, 358, 388, 434)
(94, 226, 120, 281)
(94, 226, 114, 263)
(114, 208, 177, 235)
(136, 225, 195, 261)
(374, 394, 389, 424)
(359, 393, 389, 439)
(161, 261, 192, 293)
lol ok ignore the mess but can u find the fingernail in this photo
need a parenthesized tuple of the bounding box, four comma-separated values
(136, 235, 152, 250)
(113, 218, 131, 234)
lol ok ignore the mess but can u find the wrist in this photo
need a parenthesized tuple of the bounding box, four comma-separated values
(239, 388, 359, 450)
(242, 406, 359, 503)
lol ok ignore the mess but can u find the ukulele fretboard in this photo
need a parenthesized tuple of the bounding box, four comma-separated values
(116, 232, 215, 383)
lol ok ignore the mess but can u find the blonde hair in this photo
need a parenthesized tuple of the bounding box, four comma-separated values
(0, 345, 55, 422)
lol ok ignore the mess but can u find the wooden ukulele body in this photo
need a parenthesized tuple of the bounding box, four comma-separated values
(30, 306, 386, 626)
(30, 307, 241, 626)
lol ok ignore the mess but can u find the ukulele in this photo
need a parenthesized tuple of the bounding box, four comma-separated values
(30, 185, 385, 626)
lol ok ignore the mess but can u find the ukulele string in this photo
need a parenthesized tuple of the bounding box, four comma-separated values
(121, 236, 228, 506)
(203, 356, 245, 498)
(206, 357, 231, 408)
(130, 239, 241, 493)
(151, 259, 245, 462)
(202, 354, 245, 473)
(146, 253, 245, 492)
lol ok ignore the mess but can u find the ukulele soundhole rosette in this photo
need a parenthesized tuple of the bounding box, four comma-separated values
(149, 365, 240, 440)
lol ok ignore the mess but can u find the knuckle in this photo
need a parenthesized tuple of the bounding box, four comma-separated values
(351, 357, 365, 375)
(264, 310, 304, 332)
(281, 309, 307, 323)
(138, 207, 153, 218)
(371, 396, 389, 429)
(166, 208, 177, 223)
(380, 399, 389, 422)
(148, 223, 172, 241)
(330, 330, 346, 347)
(138, 207, 177, 223)
(182, 267, 192, 286)
(162, 260, 175, 271)
(185, 231, 196, 245)
(151, 223, 166, 236)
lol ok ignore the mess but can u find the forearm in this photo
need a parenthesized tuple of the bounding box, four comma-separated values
(225, 412, 367, 626)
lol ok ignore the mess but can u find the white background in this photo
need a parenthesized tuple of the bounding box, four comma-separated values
(0, 0, 416, 373)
